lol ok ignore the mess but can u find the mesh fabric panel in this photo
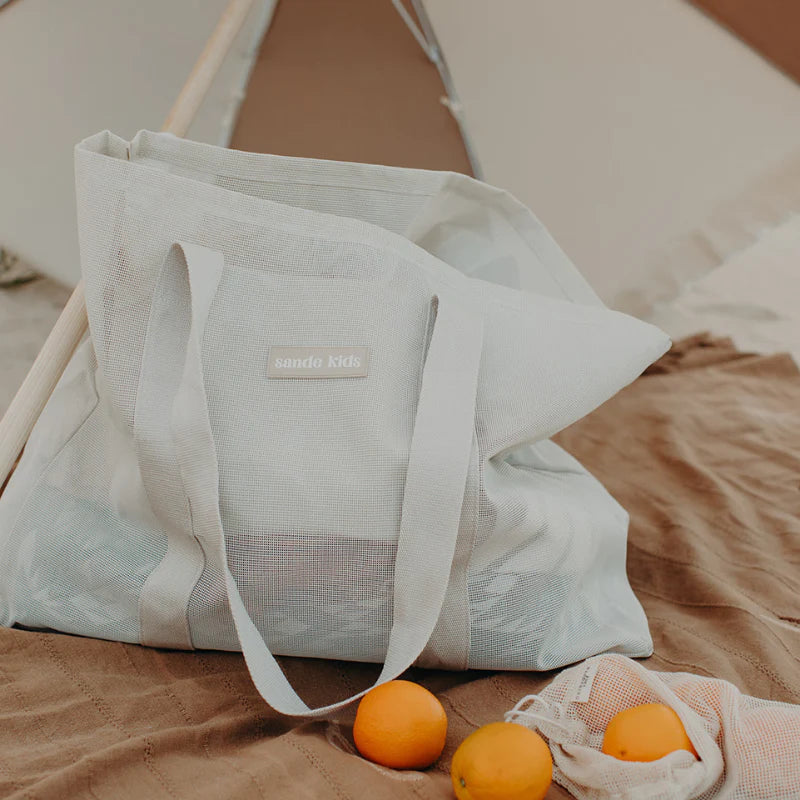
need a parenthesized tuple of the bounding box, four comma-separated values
(1, 397, 167, 642)
(0, 130, 672, 677)
(509, 654, 800, 799)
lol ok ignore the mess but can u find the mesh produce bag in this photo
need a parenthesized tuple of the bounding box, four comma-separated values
(0, 131, 670, 716)
(506, 654, 800, 799)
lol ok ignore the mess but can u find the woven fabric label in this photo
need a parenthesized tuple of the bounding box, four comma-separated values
(571, 660, 600, 703)
(267, 346, 370, 378)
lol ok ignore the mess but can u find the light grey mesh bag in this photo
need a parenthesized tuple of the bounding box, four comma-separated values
(506, 655, 800, 800)
(0, 131, 670, 716)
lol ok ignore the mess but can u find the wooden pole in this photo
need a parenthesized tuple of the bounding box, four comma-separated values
(0, 0, 256, 489)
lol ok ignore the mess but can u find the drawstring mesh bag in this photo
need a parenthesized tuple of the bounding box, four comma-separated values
(0, 131, 670, 716)
(506, 654, 800, 799)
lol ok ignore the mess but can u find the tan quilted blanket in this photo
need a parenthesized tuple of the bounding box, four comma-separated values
(2, 335, 799, 800)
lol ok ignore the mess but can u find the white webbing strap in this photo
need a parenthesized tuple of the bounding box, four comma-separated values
(166, 241, 483, 716)
(136, 243, 224, 648)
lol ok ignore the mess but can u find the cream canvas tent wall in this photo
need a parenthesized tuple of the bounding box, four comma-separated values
(422, 0, 800, 311)
(6, 0, 800, 302)
(0, 0, 274, 286)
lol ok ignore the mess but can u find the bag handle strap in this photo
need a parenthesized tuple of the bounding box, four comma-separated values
(167, 241, 483, 716)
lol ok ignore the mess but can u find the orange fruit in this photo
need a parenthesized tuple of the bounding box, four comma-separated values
(573, 667, 653, 734)
(451, 721, 552, 800)
(352, 680, 447, 769)
(601, 702, 698, 762)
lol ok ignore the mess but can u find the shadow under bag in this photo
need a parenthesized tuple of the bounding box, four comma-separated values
(0, 131, 670, 716)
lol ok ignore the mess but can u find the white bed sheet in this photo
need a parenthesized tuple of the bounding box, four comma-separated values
(648, 213, 800, 366)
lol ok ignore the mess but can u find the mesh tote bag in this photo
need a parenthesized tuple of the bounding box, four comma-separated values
(506, 654, 800, 799)
(0, 131, 670, 716)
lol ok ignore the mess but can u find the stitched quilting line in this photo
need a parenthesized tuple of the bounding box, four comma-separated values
(626, 489, 800, 575)
(641, 446, 800, 564)
(646, 614, 800, 701)
(429, 761, 451, 777)
(40, 636, 182, 799)
(580, 410, 800, 524)
(426, 692, 494, 776)
(631, 548, 800, 646)
(408, 781, 434, 799)
(402, 768, 440, 800)
(634, 574, 800, 636)
(0, 653, 102, 800)
(128, 645, 268, 800)
(0, 677, 55, 799)
(489, 674, 524, 707)
(0, 659, 59, 748)
(645, 652, 716, 679)
(334, 665, 363, 697)
(638, 587, 800, 671)
(438, 693, 485, 730)
(194, 653, 272, 739)
(588, 447, 800, 555)
(632, 531, 800, 596)
(0, 745, 36, 800)
(285, 736, 351, 800)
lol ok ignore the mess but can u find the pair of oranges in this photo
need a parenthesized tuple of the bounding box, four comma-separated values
(352, 680, 698, 800)
(354, 680, 551, 800)
(353, 680, 551, 799)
